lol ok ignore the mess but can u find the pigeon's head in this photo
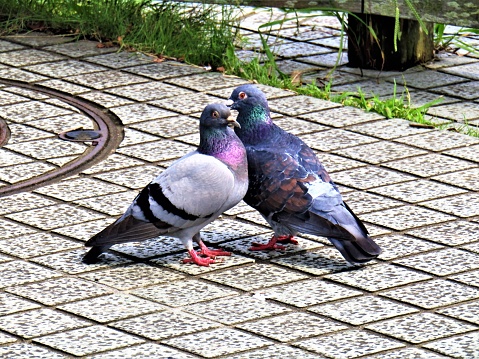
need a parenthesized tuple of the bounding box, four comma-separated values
(200, 103, 240, 130)
(227, 84, 268, 113)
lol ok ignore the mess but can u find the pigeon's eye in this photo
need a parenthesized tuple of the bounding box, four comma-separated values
(212, 111, 219, 118)
(239, 92, 247, 100)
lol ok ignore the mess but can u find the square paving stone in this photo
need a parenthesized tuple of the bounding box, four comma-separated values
(52, 218, 116, 241)
(201, 263, 308, 291)
(79, 263, 185, 290)
(132, 279, 238, 307)
(116, 140, 194, 162)
(376, 234, 443, 260)
(24, 60, 108, 78)
(208, 83, 296, 100)
(224, 344, 325, 359)
(380, 279, 479, 309)
(84, 51, 152, 68)
(79, 91, 134, 107)
(129, 115, 199, 138)
(5, 137, 87, 159)
(5, 277, 113, 305)
(185, 295, 290, 325)
(82, 153, 146, 175)
(150, 92, 222, 115)
(294, 329, 404, 358)
(0, 161, 56, 183)
(0, 148, 34, 167)
(161, 328, 273, 358)
(110, 103, 177, 125)
(5, 123, 52, 143)
(424, 332, 479, 359)
(0, 100, 72, 122)
(438, 300, 479, 325)
(256, 278, 362, 307)
(0, 48, 66, 66)
(271, 247, 358, 275)
(272, 42, 331, 58)
(359, 205, 456, 230)
(6, 203, 106, 230)
(363, 347, 449, 359)
(272, 116, 329, 135)
(395, 129, 479, 151)
(0, 67, 48, 82)
(421, 192, 479, 217)
(299, 52, 349, 67)
(65, 70, 148, 90)
(0, 39, 25, 51)
(309, 295, 419, 325)
(237, 312, 347, 342)
(390, 70, 468, 89)
(0, 89, 30, 105)
(267, 95, 340, 116)
(442, 61, 479, 78)
(44, 40, 118, 57)
(110, 310, 221, 340)
(319, 153, 366, 172)
(59, 294, 166, 323)
(93, 165, 162, 189)
(0, 218, 37, 238)
(0, 308, 91, 338)
(0, 232, 81, 258)
(34, 325, 144, 357)
(333, 141, 428, 164)
(450, 270, 479, 288)
(165, 72, 248, 91)
(124, 61, 205, 80)
(330, 166, 416, 190)
(200, 218, 269, 244)
(0, 261, 61, 288)
(383, 153, 477, 177)
(111, 236, 185, 259)
(118, 128, 160, 147)
(369, 180, 467, 203)
(31, 248, 131, 274)
(365, 313, 477, 344)
(0, 343, 66, 358)
(462, 242, 479, 255)
(27, 112, 91, 133)
(89, 343, 198, 358)
(341, 192, 404, 215)
(152, 252, 255, 275)
(406, 220, 479, 246)
(432, 81, 479, 100)
(73, 190, 137, 216)
(106, 81, 194, 102)
(433, 167, 479, 191)
(325, 263, 432, 291)
(298, 106, 384, 127)
(0, 292, 41, 315)
(347, 118, 435, 139)
(444, 144, 479, 163)
(333, 80, 401, 98)
(428, 101, 479, 121)
(394, 248, 479, 276)
(300, 129, 378, 151)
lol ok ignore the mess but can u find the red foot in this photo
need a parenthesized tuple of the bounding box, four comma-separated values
(182, 249, 217, 266)
(198, 241, 231, 257)
(250, 235, 298, 251)
(182, 242, 231, 266)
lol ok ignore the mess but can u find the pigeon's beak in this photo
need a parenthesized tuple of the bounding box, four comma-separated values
(225, 99, 234, 107)
(227, 115, 241, 129)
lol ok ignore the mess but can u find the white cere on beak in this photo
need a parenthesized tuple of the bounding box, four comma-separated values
(225, 99, 234, 107)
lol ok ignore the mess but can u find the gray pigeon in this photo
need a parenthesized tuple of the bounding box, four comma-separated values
(227, 85, 381, 264)
(83, 104, 248, 266)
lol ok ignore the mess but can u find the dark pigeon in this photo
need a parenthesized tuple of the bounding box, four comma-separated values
(227, 84, 381, 264)
(83, 104, 248, 266)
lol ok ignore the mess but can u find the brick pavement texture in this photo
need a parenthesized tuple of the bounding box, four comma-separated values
(0, 10, 479, 359)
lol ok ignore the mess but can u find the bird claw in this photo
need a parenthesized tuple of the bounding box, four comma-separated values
(183, 245, 230, 266)
(276, 235, 299, 245)
(249, 235, 298, 251)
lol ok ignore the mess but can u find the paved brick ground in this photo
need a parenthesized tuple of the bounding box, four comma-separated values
(0, 9, 479, 358)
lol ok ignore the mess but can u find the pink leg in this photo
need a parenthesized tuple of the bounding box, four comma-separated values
(182, 249, 216, 266)
(198, 240, 231, 257)
(250, 235, 298, 251)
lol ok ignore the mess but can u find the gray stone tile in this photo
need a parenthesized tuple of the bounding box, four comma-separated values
(366, 313, 477, 344)
(272, 42, 331, 58)
(272, 116, 330, 135)
(333, 80, 402, 98)
(438, 300, 479, 325)
(65, 70, 148, 90)
(359, 205, 456, 230)
(201, 263, 308, 291)
(6, 123, 53, 144)
(444, 143, 479, 163)
(129, 115, 198, 138)
(0, 39, 25, 51)
(442, 61, 479, 80)
(391, 70, 468, 89)
(224, 344, 325, 359)
(421, 192, 479, 217)
(41, 79, 93, 94)
(208, 83, 296, 100)
(110, 236, 185, 259)
(364, 347, 449, 359)
(407, 89, 459, 107)
(6, 277, 113, 305)
(0, 161, 56, 183)
(79, 263, 185, 290)
(0, 343, 66, 358)
(428, 101, 479, 121)
(463, 242, 479, 255)
(0, 232, 81, 258)
(299, 106, 384, 127)
(150, 92, 222, 115)
(44, 39, 119, 57)
(0, 89, 30, 105)
(132, 279, 238, 307)
(449, 270, 479, 288)
(82, 153, 146, 175)
(300, 129, 378, 151)
(89, 343, 197, 359)
(34, 326, 144, 357)
(376, 234, 443, 260)
(73, 190, 137, 216)
(274, 59, 323, 75)
(310, 295, 419, 325)
(59, 293, 166, 323)
(111, 310, 221, 340)
(383, 153, 477, 177)
(424, 332, 479, 359)
(369, 179, 467, 203)
(119, 127, 161, 147)
(325, 263, 432, 291)
(347, 118, 435, 139)
(107, 81, 194, 102)
(79, 91, 134, 107)
(27, 112, 91, 133)
(93, 165, 162, 189)
(395, 248, 479, 276)
(333, 141, 428, 164)
(185, 295, 290, 325)
(24, 60, 108, 78)
(162, 328, 273, 358)
(165, 72, 248, 91)
(395, 128, 479, 151)
(433, 167, 479, 191)
(1, 100, 72, 122)
(380, 279, 479, 309)
(51, 218, 116, 242)
(6, 203, 106, 230)
(267, 95, 340, 116)
(0, 67, 48, 82)
(200, 218, 269, 244)
(332, 166, 416, 190)
(0, 148, 34, 167)
(433, 81, 479, 100)
(0, 308, 91, 338)
(0, 48, 66, 66)
(5, 137, 86, 159)
(0, 292, 41, 315)
(124, 61, 205, 80)
(0, 261, 61, 289)
(406, 220, 479, 246)
(116, 140, 194, 162)
(299, 52, 349, 67)
(0, 218, 36, 238)
(84, 51, 152, 68)
(238, 312, 347, 342)
(294, 329, 404, 358)
(110, 103, 177, 125)
(341, 191, 404, 215)
(2, 86, 50, 100)
(319, 153, 367, 172)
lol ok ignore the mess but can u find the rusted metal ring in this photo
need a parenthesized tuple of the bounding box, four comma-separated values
(0, 78, 124, 198)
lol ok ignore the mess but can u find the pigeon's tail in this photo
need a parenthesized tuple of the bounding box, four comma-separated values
(82, 245, 111, 264)
(328, 236, 381, 264)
